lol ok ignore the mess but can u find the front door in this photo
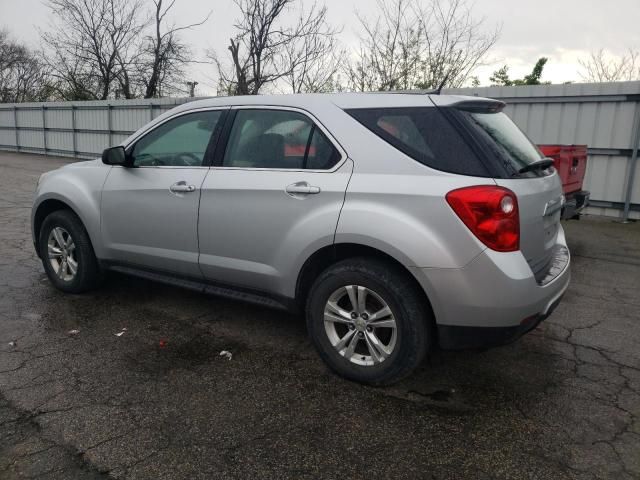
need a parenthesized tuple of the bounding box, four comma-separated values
(101, 109, 226, 277)
(197, 108, 352, 298)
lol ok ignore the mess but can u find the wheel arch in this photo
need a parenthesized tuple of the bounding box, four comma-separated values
(33, 198, 92, 257)
(295, 243, 435, 324)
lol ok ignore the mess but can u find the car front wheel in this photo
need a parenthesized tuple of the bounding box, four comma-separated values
(306, 258, 432, 386)
(39, 210, 101, 293)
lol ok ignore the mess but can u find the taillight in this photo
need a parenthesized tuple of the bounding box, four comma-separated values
(446, 186, 520, 252)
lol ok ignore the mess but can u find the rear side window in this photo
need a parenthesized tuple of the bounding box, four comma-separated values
(346, 107, 490, 177)
(223, 109, 341, 170)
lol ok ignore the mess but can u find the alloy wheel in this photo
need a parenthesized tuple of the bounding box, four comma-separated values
(323, 285, 397, 366)
(47, 227, 77, 282)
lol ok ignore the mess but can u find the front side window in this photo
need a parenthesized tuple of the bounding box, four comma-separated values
(131, 111, 223, 167)
(223, 109, 340, 170)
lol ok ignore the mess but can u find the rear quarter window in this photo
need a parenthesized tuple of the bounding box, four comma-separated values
(346, 107, 490, 177)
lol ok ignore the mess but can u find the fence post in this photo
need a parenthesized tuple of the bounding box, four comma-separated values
(107, 103, 112, 147)
(41, 105, 47, 155)
(149, 103, 153, 122)
(622, 103, 640, 223)
(13, 106, 19, 152)
(71, 105, 77, 158)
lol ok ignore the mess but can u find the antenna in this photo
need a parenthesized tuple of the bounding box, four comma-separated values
(434, 71, 452, 95)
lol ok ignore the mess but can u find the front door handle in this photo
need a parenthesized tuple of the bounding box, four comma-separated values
(286, 182, 321, 196)
(170, 181, 196, 193)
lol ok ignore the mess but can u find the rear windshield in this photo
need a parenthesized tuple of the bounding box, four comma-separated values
(456, 110, 544, 177)
(346, 107, 491, 177)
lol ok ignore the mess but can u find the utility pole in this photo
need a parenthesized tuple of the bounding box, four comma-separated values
(186, 81, 198, 98)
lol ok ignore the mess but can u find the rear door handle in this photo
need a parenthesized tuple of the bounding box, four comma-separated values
(286, 182, 321, 195)
(170, 181, 196, 193)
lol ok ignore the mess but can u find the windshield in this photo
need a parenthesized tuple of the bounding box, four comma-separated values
(458, 111, 545, 177)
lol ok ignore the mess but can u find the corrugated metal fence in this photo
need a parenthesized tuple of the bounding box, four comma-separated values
(0, 97, 200, 159)
(0, 82, 639, 220)
(446, 81, 640, 220)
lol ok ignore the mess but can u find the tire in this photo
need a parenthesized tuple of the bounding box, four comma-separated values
(38, 210, 101, 293)
(306, 257, 432, 386)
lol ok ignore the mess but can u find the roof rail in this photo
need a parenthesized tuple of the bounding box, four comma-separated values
(373, 89, 437, 95)
(382, 72, 452, 95)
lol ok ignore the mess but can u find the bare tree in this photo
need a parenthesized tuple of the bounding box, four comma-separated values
(0, 30, 50, 102)
(0, 29, 27, 101)
(415, 0, 500, 89)
(212, 0, 340, 95)
(281, 5, 342, 93)
(41, 0, 146, 100)
(40, 0, 210, 100)
(347, 0, 424, 91)
(284, 45, 343, 93)
(140, 0, 211, 98)
(347, 0, 500, 91)
(44, 43, 101, 100)
(579, 49, 640, 82)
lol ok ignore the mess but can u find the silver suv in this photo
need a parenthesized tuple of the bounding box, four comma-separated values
(32, 93, 570, 385)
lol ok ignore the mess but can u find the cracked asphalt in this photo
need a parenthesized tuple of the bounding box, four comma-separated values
(0, 151, 639, 480)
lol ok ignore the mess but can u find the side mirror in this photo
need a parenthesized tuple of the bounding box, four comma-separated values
(102, 146, 128, 166)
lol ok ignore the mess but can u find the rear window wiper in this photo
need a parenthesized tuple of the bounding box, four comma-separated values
(518, 157, 554, 174)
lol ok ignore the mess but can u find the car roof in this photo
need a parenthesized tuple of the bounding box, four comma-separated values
(173, 92, 496, 114)
(123, 92, 501, 149)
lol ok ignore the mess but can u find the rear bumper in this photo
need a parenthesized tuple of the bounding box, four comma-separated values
(437, 293, 564, 350)
(409, 226, 571, 350)
(562, 190, 590, 220)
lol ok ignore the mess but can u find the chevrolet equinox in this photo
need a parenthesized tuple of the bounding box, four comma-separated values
(32, 93, 571, 385)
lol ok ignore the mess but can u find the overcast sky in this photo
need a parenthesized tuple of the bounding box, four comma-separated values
(1, 0, 639, 95)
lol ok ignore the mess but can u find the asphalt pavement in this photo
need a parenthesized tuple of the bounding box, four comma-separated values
(0, 152, 639, 479)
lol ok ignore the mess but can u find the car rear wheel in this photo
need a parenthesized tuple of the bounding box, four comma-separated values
(306, 258, 431, 385)
(39, 210, 101, 293)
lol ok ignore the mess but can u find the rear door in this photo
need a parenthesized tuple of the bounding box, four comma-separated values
(197, 107, 352, 297)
